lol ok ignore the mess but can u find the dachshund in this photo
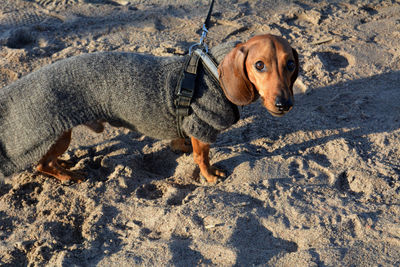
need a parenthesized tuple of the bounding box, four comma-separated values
(0, 34, 298, 184)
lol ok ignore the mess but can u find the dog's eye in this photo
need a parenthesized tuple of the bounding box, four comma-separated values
(255, 61, 266, 72)
(287, 60, 296, 72)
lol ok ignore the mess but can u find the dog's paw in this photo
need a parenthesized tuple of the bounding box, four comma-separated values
(200, 166, 226, 184)
(57, 170, 86, 185)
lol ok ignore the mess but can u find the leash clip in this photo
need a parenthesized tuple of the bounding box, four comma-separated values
(199, 24, 209, 46)
(189, 0, 215, 55)
(189, 24, 209, 55)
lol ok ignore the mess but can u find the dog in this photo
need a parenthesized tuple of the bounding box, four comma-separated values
(0, 34, 298, 184)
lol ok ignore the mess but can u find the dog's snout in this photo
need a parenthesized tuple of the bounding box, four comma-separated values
(275, 96, 293, 111)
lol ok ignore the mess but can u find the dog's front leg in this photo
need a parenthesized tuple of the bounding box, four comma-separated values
(191, 137, 226, 183)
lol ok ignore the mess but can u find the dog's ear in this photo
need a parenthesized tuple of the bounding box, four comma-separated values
(290, 48, 299, 92)
(218, 44, 255, 106)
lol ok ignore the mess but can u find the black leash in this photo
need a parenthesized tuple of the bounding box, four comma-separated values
(175, 0, 217, 138)
(204, 0, 215, 29)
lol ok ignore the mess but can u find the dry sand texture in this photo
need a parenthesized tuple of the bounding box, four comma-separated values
(1, 0, 400, 266)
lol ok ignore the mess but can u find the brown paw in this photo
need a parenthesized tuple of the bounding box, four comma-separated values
(52, 170, 86, 184)
(37, 163, 85, 184)
(200, 166, 226, 184)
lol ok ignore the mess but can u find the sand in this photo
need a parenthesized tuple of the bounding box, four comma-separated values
(0, 0, 399, 266)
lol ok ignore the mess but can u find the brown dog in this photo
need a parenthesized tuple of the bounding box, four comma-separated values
(36, 34, 299, 184)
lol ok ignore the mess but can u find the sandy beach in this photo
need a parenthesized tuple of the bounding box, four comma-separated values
(1, 0, 399, 266)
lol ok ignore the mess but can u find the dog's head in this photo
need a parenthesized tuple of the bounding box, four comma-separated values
(218, 34, 299, 117)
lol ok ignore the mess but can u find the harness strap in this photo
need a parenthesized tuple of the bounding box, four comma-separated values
(175, 50, 221, 138)
(175, 52, 201, 138)
(193, 49, 219, 83)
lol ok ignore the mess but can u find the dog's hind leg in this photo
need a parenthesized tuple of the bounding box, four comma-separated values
(36, 130, 84, 183)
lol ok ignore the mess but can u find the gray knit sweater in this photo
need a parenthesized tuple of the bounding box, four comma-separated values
(0, 42, 239, 178)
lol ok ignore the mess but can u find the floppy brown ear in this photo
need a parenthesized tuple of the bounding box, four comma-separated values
(290, 48, 299, 92)
(218, 44, 255, 106)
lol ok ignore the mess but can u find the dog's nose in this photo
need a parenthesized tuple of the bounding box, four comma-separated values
(275, 96, 293, 111)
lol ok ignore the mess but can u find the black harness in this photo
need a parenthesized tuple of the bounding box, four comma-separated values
(175, 0, 218, 138)
(175, 52, 201, 138)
